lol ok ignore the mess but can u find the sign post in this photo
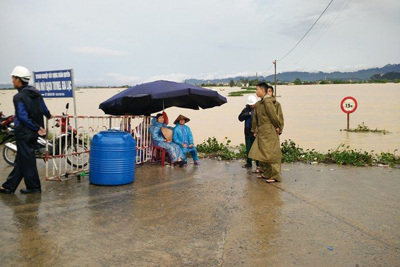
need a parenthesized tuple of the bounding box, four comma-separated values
(70, 69, 78, 128)
(340, 96, 358, 131)
(33, 69, 78, 127)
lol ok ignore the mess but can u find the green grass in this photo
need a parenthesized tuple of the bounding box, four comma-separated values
(281, 140, 399, 167)
(228, 88, 256, 97)
(196, 137, 241, 160)
(196, 137, 400, 167)
(341, 122, 390, 134)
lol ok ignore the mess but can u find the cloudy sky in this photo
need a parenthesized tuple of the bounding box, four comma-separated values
(0, 0, 399, 85)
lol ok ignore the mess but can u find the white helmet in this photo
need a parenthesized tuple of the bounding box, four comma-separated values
(10, 66, 31, 82)
(247, 95, 258, 105)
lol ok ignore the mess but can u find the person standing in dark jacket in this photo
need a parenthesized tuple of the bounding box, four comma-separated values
(0, 66, 51, 194)
(238, 95, 260, 170)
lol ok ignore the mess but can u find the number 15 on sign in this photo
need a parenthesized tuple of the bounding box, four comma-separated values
(340, 96, 358, 131)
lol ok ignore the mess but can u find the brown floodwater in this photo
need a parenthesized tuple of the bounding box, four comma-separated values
(0, 83, 399, 152)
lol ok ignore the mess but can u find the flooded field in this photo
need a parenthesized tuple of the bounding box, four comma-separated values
(0, 83, 399, 152)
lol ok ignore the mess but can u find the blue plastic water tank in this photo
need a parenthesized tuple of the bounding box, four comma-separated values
(89, 130, 136, 185)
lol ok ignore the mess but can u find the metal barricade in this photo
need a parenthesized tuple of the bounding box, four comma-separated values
(45, 115, 152, 181)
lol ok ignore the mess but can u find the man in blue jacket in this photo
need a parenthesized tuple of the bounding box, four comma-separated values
(0, 66, 51, 194)
(173, 114, 199, 165)
(238, 95, 260, 171)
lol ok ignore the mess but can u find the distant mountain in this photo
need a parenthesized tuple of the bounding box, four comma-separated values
(371, 71, 400, 80)
(185, 64, 400, 84)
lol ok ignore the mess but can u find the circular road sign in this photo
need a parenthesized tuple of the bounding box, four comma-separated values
(340, 96, 358, 114)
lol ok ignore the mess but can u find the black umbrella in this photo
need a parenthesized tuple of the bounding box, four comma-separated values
(99, 80, 227, 115)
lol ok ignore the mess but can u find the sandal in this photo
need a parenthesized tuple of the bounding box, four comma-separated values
(257, 175, 268, 179)
(242, 164, 251, 168)
(266, 179, 279, 183)
(252, 168, 263, 173)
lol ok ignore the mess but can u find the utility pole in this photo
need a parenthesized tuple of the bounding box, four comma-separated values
(273, 60, 277, 97)
(256, 72, 258, 85)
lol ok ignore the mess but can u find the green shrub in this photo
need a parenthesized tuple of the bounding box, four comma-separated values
(327, 144, 373, 166)
(197, 137, 229, 153)
(197, 137, 399, 167)
(342, 122, 390, 134)
(228, 89, 256, 97)
(281, 139, 303, 163)
(237, 143, 247, 159)
(196, 137, 243, 160)
(375, 150, 400, 167)
(280, 139, 326, 163)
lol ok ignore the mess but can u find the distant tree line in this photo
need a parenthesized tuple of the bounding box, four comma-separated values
(76, 85, 131, 89)
(198, 72, 400, 87)
(370, 72, 400, 83)
(201, 78, 272, 87)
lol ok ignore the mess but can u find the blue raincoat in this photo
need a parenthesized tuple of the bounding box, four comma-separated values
(149, 117, 184, 163)
(173, 124, 199, 162)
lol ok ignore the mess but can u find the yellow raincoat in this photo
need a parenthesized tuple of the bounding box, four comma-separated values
(274, 98, 284, 133)
(249, 95, 282, 163)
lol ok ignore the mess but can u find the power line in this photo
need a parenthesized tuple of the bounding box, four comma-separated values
(290, 0, 352, 64)
(265, 63, 274, 73)
(277, 0, 335, 62)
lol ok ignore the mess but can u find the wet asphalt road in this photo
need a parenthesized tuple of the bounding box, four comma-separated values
(0, 152, 399, 266)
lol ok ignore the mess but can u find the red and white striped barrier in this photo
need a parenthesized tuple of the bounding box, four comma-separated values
(45, 115, 152, 181)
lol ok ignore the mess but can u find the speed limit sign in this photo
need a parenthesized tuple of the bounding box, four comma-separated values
(340, 96, 358, 114)
(340, 96, 358, 130)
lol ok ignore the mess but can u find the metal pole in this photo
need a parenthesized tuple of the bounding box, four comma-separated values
(32, 71, 36, 88)
(71, 69, 78, 129)
(273, 60, 277, 97)
(45, 118, 49, 180)
(347, 113, 350, 131)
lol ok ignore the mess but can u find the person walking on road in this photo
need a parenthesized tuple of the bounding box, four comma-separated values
(249, 82, 282, 183)
(238, 95, 260, 171)
(0, 66, 51, 194)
